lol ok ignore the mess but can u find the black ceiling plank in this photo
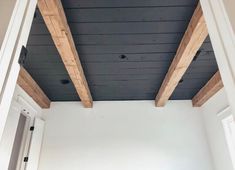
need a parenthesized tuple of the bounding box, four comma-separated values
(91, 91, 156, 98)
(25, 61, 171, 69)
(26, 53, 176, 62)
(26, 66, 218, 78)
(69, 21, 189, 35)
(89, 86, 158, 95)
(27, 33, 184, 45)
(27, 35, 54, 45)
(27, 44, 179, 54)
(88, 79, 209, 88)
(83, 65, 218, 75)
(26, 52, 215, 63)
(26, 68, 68, 75)
(47, 94, 80, 101)
(76, 44, 180, 54)
(27, 44, 213, 55)
(185, 66, 218, 73)
(86, 73, 218, 82)
(91, 96, 154, 101)
(65, 7, 193, 23)
(91, 90, 200, 101)
(190, 60, 218, 67)
(171, 86, 208, 99)
(27, 34, 211, 47)
(35, 7, 193, 23)
(27, 46, 59, 55)
(91, 87, 202, 94)
(204, 36, 211, 43)
(44, 85, 201, 95)
(183, 71, 218, 79)
(97, 54, 215, 63)
(26, 61, 218, 70)
(61, 0, 197, 8)
(30, 74, 71, 83)
(26, 53, 176, 63)
(29, 72, 217, 84)
(88, 88, 201, 100)
(24, 61, 64, 69)
(30, 21, 188, 35)
(87, 80, 215, 91)
(170, 92, 196, 100)
(200, 42, 214, 51)
(173, 79, 215, 90)
(25, 64, 218, 76)
(26, 67, 168, 76)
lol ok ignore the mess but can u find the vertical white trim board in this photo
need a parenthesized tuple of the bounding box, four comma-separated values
(0, 0, 27, 94)
(0, 102, 22, 170)
(200, 0, 235, 117)
(0, 0, 37, 142)
(26, 118, 45, 170)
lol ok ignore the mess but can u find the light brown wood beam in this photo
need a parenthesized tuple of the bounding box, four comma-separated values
(155, 3, 208, 107)
(17, 67, 51, 108)
(38, 0, 93, 108)
(192, 71, 223, 107)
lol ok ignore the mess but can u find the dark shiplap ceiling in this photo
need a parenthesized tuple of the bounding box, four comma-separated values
(25, 0, 218, 101)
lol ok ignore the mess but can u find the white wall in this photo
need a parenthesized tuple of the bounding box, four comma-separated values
(39, 101, 213, 170)
(0, 0, 16, 47)
(201, 88, 234, 170)
(223, 0, 235, 33)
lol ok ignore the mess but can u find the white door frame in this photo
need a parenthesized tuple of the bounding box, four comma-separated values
(200, 0, 235, 117)
(16, 96, 38, 170)
(0, 96, 36, 170)
(0, 0, 37, 142)
(0, 0, 28, 93)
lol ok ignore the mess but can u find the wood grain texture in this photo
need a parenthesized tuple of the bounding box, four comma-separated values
(17, 67, 51, 108)
(25, 0, 218, 101)
(192, 71, 223, 107)
(155, 3, 208, 107)
(38, 0, 93, 107)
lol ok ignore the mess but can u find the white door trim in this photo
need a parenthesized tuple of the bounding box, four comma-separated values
(200, 0, 235, 116)
(0, 0, 28, 93)
(0, 0, 37, 142)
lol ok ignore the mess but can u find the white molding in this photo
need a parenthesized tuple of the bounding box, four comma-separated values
(0, 0, 28, 94)
(17, 95, 37, 117)
(217, 105, 230, 117)
(26, 118, 45, 170)
(222, 115, 235, 169)
(0, 101, 22, 170)
(0, 0, 37, 142)
(200, 0, 235, 116)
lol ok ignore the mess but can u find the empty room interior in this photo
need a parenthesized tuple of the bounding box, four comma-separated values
(1, 0, 235, 170)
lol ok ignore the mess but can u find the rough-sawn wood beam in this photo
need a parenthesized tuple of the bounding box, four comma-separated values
(38, 0, 93, 107)
(17, 67, 51, 108)
(192, 71, 223, 107)
(155, 3, 208, 107)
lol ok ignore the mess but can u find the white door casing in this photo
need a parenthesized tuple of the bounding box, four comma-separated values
(200, 0, 235, 117)
(26, 118, 45, 170)
(0, 0, 37, 142)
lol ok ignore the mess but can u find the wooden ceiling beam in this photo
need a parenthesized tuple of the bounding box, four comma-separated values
(17, 67, 51, 108)
(155, 3, 208, 107)
(37, 0, 93, 108)
(192, 71, 223, 107)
